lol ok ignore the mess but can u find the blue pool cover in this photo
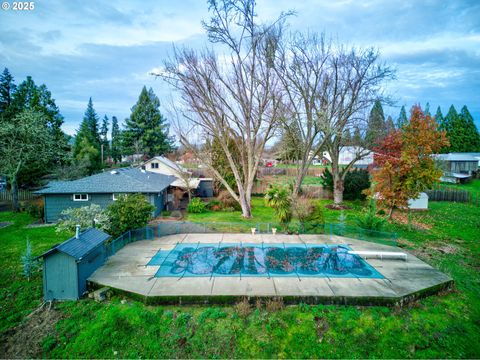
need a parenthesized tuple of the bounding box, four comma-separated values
(148, 243, 384, 279)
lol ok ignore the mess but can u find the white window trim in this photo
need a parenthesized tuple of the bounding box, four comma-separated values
(112, 193, 124, 201)
(73, 194, 89, 201)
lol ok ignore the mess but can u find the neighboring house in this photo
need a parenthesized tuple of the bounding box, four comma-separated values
(433, 153, 479, 183)
(35, 168, 176, 223)
(323, 146, 373, 168)
(141, 157, 214, 203)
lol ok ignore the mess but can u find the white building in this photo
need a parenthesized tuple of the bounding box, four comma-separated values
(322, 146, 373, 168)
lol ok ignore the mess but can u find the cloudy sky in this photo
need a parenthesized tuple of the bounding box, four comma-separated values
(1, 0, 479, 135)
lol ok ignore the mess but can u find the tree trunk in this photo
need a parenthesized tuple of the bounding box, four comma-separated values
(239, 193, 252, 218)
(11, 176, 19, 212)
(333, 170, 344, 205)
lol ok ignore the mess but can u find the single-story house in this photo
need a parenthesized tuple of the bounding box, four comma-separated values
(141, 157, 214, 205)
(433, 153, 479, 183)
(35, 168, 176, 222)
(323, 146, 373, 168)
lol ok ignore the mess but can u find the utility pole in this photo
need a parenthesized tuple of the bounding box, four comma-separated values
(101, 144, 104, 165)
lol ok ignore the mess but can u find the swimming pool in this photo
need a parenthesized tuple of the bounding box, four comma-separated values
(148, 243, 384, 279)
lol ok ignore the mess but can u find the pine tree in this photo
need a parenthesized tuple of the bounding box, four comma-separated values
(458, 105, 480, 152)
(352, 127, 362, 146)
(343, 128, 352, 146)
(74, 98, 101, 173)
(365, 100, 387, 147)
(100, 115, 110, 161)
(124, 86, 175, 158)
(396, 106, 408, 129)
(110, 116, 122, 163)
(424, 102, 431, 117)
(0, 68, 16, 113)
(435, 106, 444, 128)
(385, 116, 395, 134)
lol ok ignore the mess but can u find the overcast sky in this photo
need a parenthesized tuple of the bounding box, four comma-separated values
(1, 0, 479, 135)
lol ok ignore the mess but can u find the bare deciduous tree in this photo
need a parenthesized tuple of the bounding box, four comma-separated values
(274, 32, 331, 198)
(159, 0, 290, 218)
(321, 47, 393, 205)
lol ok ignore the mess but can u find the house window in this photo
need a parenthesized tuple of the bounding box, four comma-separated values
(112, 193, 125, 201)
(73, 194, 88, 201)
(151, 163, 159, 169)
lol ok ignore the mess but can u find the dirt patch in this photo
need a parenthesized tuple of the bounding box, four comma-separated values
(325, 203, 351, 210)
(391, 211, 432, 230)
(314, 316, 329, 342)
(0, 304, 64, 359)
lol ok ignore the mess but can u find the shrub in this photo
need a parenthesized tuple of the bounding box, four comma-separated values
(321, 168, 371, 200)
(21, 239, 38, 281)
(355, 198, 386, 231)
(26, 202, 44, 220)
(56, 204, 110, 233)
(161, 210, 171, 217)
(292, 197, 315, 223)
(303, 202, 325, 233)
(107, 194, 155, 237)
(187, 197, 207, 213)
(217, 190, 241, 211)
(206, 199, 222, 211)
(264, 185, 293, 229)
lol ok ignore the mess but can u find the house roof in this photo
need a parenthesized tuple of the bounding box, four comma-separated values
(144, 156, 187, 173)
(434, 153, 479, 162)
(39, 228, 110, 260)
(34, 168, 176, 194)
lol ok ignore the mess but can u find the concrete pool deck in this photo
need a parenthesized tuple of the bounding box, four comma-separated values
(88, 233, 453, 306)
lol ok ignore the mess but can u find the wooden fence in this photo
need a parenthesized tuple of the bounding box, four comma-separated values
(252, 181, 331, 199)
(425, 187, 479, 206)
(0, 190, 39, 202)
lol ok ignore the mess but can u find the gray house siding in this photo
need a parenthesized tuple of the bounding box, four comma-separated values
(44, 193, 114, 223)
(44, 192, 167, 222)
(150, 189, 166, 216)
(43, 252, 78, 300)
(76, 245, 107, 297)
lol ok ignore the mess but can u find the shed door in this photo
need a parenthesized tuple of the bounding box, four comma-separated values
(44, 253, 78, 300)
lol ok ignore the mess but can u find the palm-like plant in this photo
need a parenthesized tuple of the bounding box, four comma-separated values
(265, 186, 293, 230)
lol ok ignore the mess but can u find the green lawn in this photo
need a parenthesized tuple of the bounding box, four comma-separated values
(439, 179, 480, 194)
(1, 200, 480, 358)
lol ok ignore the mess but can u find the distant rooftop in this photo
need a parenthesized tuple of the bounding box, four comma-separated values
(433, 153, 479, 162)
(35, 168, 176, 194)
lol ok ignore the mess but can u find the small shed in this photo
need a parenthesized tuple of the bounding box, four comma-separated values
(39, 227, 110, 301)
(408, 192, 429, 210)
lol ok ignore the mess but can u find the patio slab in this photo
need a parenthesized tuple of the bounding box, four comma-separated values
(88, 233, 453, 305)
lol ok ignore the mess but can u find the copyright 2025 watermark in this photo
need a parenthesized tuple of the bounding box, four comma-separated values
(2, 1, 35, 11)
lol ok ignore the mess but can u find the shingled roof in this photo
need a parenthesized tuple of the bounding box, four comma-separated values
(35, 168, 176, 194)
(39, 228, 110, 260)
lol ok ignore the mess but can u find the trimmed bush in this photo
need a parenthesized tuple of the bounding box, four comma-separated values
(187, 198, 207, 213)
(107, 194, 155, 237)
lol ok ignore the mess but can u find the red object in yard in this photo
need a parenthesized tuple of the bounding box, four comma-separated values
(266, 161, 273, 167)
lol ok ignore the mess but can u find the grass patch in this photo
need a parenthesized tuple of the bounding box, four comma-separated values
(1, 200, 480, 358)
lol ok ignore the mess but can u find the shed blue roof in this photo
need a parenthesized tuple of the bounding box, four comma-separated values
(35, 168, 176, 194)
(40, 228, 110, 260)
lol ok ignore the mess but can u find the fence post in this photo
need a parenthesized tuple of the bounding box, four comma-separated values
(128, 230, 132, 243)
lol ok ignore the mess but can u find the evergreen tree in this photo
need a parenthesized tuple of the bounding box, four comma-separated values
(396, 106, 408, 129)
(352, 127, 362, 146)
(343, 128, 352, 146)
(276, 121, 302, 161)
(385, 115, 395, 134)
(365, 100, 387, 147)
(458, 105, 480, 151)
(74, 98, 101, 173)
(435, 106, 444, 128)
(100, 115, 110, 161)
(424, 102, 431, 117)
(124, 86, 175, 158)
(0, 68, 16, 113)
(110, 116, 122, 163)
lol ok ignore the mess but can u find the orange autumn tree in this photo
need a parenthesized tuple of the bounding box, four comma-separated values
(369, 105, 449, 217)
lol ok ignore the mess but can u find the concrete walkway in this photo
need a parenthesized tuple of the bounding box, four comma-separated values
(88, 233, 453, 305)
